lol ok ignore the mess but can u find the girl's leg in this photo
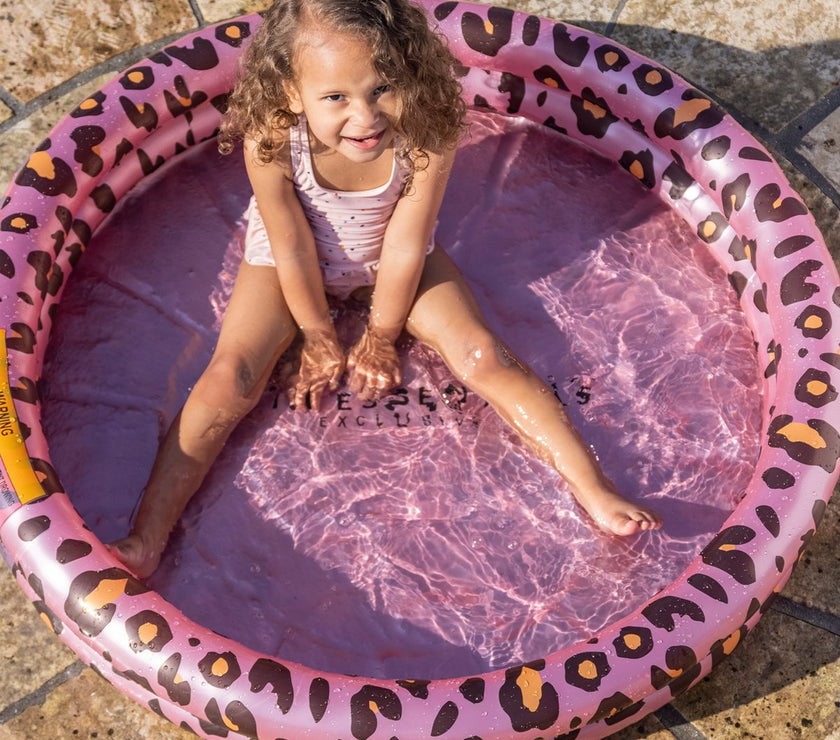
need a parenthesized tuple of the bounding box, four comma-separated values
(407, 249, 661, 535)
(110, 262, 297, 576)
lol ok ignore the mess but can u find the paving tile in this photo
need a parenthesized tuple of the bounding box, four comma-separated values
(197, 0, 271, 24)
(491, 0, 620, 27)
(0, 565, 78, 712)
(0, 101, 11, 125)
(672, 609, 840, 739)
(612, 0, 840, 134)
(801, 106, 840, 197)
(0, 75, 111, 197)
(0, 0, 196, 104)
(783, 485, 840, 615)
(1, 665, 193, 740)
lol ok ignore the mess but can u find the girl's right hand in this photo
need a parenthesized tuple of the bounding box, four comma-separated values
(289, 329, 345, 411)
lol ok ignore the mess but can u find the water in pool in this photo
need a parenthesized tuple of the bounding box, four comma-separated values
(41, 110, 762, 680)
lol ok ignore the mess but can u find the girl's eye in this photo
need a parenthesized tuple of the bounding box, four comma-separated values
(373, 84, 391, 97)
(325, 94, 345, 102)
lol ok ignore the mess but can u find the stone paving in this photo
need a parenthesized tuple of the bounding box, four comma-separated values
(1, 0, 839, 738)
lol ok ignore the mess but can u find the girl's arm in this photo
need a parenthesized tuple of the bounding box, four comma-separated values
(244, 139, 344, 409)
(347, 146, 456, 399)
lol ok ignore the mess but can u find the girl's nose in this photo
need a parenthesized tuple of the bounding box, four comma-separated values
(350, 99, 378, 127)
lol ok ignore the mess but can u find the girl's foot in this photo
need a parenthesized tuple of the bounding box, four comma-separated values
(574, 484, 663, 536)
(106, 533, 163, 579)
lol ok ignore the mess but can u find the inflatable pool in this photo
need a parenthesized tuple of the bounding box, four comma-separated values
(1, 2, 838, 738)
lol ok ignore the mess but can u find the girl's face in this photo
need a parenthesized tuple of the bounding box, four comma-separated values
(287, 28, 399, 164)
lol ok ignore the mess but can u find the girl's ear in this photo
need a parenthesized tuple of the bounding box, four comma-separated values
(285, 82, 304, 114)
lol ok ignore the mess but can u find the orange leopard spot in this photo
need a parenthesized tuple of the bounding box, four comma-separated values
(26, 151, 56, 179)
(516, 665, 544, 712)
(673, 97, 712, 128)
(84, 577, 128, 610)
(583, 100, 607, 119)
(775, 421, 826, 449)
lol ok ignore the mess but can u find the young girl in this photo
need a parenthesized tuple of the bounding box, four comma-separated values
(111, 0, 661, 578)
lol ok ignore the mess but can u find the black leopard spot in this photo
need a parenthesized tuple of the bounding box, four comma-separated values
(754, 183, 808, 223)
(309, 677, 329, 722)
(120, 66, 155, 90)
(396, 679, 430, 699)
(701, 525, 757, 585)
(119, 96, 158, 132)
(70, 91, 106, 118)
(459, 676, 485, 703)
(795, 368, 838, 408)
(687, 573, 729, 603)
(780, 259, 823, 305)
(69, 125, 106, 177)
(650, 645, 701, 695)
(534, 64, 569, 91)
(721, 173, 750, 219)
(165, 37, 220, 70)
(590, 692, 645, 725)
(215, 21, 252, 48)
(64, 568, 148, 638)
(662, 157, 693, 199)
(794, 305, 831, 339)
(202, 698, 257, 738)
(755, 505, 781, 537)
(164, 75, 209, 117)
(653, 90, 724, 140)
(91, 184, 117, 213)
(433, 1, 456, 20)
(739, 146, 772, 162)
(27, 250, 62, 296)
(1, 213, 38, 235)
(125, 609, 173, 652)
(762, 466, 796, 489)
(594, 44, 630, 72)
(158, 653, 191, 705)
(571, 87, 618, 138)
(461, 7, 514, 56)
(499, 661, 559, 732)
(565, 651, 610, 692)
(350, 685, 402, 740)
(709, 625, 748, 668)
(619, 149, 656, 188)
(18, 515, 50, 541)
(15, 146, 77, 197)
(499, 72, 525, 113)
(641, 595, 705, 631)
(633, 64, 673, 95)
(248, 658, 294, 714)
(697, 212, 727, 243)
(768, 414, 840, 472)
(198, 651, 241, 689)
(775, 234, 814, 258)
(55, 538, 92, 563)
(612, 626, 654, 659)
(431, 700, 459, 736)
(701, 135, 731, 160)
(553, 23, 589, 67)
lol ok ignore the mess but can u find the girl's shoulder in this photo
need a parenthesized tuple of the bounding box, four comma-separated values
(243, 128, 294, 180)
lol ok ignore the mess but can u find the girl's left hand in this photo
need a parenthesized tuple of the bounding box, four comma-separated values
(347, 328, 401, 400)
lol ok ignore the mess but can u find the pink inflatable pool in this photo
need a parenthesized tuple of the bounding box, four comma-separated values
(1, 2, 837, 738)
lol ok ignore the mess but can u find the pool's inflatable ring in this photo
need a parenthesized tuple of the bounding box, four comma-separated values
(1, 3, 838, 738)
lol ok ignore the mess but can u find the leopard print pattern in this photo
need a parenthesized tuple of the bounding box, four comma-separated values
(0, 3, 836, 738)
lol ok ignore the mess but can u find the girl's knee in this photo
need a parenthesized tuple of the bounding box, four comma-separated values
(447, 331, 525, 389)
(193, 354, 266, 418)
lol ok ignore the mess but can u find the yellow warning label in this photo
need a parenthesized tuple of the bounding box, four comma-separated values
(0, 330, 45, 506)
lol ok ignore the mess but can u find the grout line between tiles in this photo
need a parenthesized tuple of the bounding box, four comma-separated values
(655, 703, 710, 740)
(0, 660, 86, 726)
(772, 594, 840, 637)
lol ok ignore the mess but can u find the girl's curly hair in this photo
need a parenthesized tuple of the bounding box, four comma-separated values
(217, 0, 466, 172)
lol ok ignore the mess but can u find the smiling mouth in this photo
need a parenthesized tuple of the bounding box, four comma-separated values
(345, 130, 384, 150)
